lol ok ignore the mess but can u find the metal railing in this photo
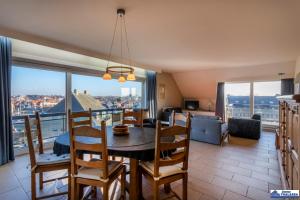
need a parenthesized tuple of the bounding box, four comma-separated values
(12, 108, 124, 149)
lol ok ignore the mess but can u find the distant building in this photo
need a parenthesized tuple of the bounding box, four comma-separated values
(47, 90, 104, 113)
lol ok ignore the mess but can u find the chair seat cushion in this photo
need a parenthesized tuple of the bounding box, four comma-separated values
(37, 153, 70, 165)
(140, 161, 186, 180)
(76, 160, 122, 181)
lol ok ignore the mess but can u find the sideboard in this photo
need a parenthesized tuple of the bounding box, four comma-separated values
(277, 94, 300, 189)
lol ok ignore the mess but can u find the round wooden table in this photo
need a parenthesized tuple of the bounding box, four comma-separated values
(53, 127, 156, 200)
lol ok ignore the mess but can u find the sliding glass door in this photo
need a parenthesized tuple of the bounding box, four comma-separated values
(225, 81, 281, 126)
(225, 83, 251, 119)
(254, 81, 280, 125)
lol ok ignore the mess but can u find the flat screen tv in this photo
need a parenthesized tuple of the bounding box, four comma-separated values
(184, 100, 199, 110)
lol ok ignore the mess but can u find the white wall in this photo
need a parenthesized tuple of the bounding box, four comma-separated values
(172, 61, 295, 111)
(156, 72, 182, 116)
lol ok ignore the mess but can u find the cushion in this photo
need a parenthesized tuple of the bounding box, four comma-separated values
(76, 160, 122, 181)
(140, 161, 185, 180)
(36, 153, 70, 165)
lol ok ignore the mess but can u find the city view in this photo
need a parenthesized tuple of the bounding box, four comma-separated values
(226, 95, 280, 124)
(225, 81, 281, 125)
(11, 66, 143, 149)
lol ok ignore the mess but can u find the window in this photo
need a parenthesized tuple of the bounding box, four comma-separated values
(11, 65, 145, 150)
(225, 81, 281, 126)
(71, 73, 143, 126)
(11, 66, 66, 149)
(254, 81, 280, 125)
(225, 83, 251, 120)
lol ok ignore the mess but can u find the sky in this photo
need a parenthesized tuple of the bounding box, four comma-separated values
(11, 66, 142, 96)
(225, 81, 281, 96)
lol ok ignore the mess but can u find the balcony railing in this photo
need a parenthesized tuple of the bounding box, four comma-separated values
(12, 108, 124, 149)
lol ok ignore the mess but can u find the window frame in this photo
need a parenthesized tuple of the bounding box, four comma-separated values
(11, 57, 146, 155)
(224, 80, 281, 130)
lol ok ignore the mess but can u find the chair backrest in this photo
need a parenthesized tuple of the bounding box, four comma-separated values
(170, 110, 189, 126)
(154, 112, 191, 178)
(24, 115, 41, 168)
(122, 108, 143, 127)
(69, 121, 109, 179)
(68, 108, 92, 130)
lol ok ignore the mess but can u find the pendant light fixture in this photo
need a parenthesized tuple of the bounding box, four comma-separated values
(102, 8, 136, 83)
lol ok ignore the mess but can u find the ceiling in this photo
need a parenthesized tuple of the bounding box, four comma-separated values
(0, 0, 300, 72)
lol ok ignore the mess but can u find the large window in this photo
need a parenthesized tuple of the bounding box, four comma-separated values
(11, 66, 66, 149)
(11, 65, 145, 150)
(225, 83, 251, 119)
(225, 81, 281, 126)
(71, 74, 143, 126)
(254, 81, 280, 125)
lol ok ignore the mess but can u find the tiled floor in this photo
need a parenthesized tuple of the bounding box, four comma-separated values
(0, 132, 281, 200)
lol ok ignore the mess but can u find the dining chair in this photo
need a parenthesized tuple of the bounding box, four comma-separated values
(139, 113, 191, 200)
(68, 108, 92, 128)
(24, 112, 70, 200)
(122, 108, 143, 127)
(69, 121, 126, 200)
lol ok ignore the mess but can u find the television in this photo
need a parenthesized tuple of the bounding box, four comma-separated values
(184, 100, 199, 110)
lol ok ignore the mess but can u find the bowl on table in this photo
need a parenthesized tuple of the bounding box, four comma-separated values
(113, 125, 129, 136)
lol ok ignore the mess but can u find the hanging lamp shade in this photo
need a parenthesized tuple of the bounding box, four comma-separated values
(118, 75, 126, 83)
(103, 72, 112, 80)
(127, 72, 136, 81)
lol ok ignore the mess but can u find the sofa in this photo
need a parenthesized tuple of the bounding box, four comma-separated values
(228, 114, 261, 140)
(171, 113, 228, 145)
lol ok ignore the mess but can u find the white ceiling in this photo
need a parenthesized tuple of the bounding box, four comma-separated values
(0, 0, 300, 72)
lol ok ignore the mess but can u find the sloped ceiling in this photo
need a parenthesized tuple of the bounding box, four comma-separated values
(0, 0, 300, 72)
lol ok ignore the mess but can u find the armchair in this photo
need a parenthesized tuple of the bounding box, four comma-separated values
(228, 114, 261, 140)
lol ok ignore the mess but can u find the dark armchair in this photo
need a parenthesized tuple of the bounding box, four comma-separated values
(228, 114, 261, 140)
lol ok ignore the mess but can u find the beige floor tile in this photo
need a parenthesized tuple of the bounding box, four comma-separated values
(223, 190, 252, 200)
(232, 174, 268, 192)
(0, 187, 29, 200)
(221, 164, 252, 177)
(238, 162, 268, 174)
(188, 176, 226, 199)
(251, 171, 281, 185)
(247, 186, 272, 200)
(211, 176, 248, 196)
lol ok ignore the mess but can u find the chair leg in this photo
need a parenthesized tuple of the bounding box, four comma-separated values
(71, 177, 76, 200)
(39, 172, 43, 190)
(31, 172, 36, 200)
(120, 167, 126, 199)
(75, 183, 80, 200)
(182, 173, 188, 200)
(103, 184, 109, 200)
(153, 181, 159, 200)
(68, 168, 71, 200)
(138, 168, 143, 199)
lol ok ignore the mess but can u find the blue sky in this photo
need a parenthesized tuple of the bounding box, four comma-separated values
(11, 66, 142, 96)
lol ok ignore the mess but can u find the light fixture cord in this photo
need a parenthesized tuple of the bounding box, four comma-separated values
(120, 14, 123, 75)
(123, 15, 133, 70)
(107, 14, 119, 68)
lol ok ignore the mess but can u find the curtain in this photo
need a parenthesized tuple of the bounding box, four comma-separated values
(215, 82, 225, 121)
(281, 78, 294, 95)
(146, 71, 157, 119)
(0, 36, 14, 165)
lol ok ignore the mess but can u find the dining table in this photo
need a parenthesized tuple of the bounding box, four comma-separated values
(53, 126, 158, 200)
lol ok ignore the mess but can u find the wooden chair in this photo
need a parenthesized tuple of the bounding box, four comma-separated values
(69, 121, 126, 200)
(24, 112, 70, 200)
(122, 108, 143, 127)
(139, 113, 191, 200)
(68, 108, 92, 128)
